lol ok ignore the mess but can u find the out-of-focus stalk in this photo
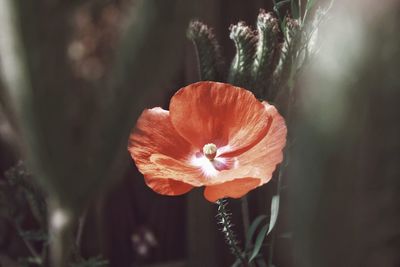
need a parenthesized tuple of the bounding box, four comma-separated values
(289, 1, 400, 266)
(0, 0, 193, 265)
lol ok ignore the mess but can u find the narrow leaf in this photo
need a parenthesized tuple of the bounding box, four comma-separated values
(268, 195, 280, 235)
(249, 224, 268, 262)
(248, 195, 281, 262)
(245, 215, 267, 248)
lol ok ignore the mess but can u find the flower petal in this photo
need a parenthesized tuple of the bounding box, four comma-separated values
(204, 178, 260, 202)
(149, 154, 204, 185)
(144, 176, 193, 196)
(169, 82, 271, 155)
(128, 107, 203, 187)
(205, 102, 287, 186)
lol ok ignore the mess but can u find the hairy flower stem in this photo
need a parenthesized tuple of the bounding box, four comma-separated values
(216, 199, 248, 267)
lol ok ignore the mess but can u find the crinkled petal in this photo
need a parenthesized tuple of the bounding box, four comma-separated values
(205, 102, 287, 186)
(128, 107, 203, 187)
(149, 154, 205, 185)
(204, 178, 260, 202)
(169, 82, 272, 156)
(144, 176, 194, 196)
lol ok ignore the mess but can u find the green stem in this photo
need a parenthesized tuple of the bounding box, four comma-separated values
(216, 199, 248, 267)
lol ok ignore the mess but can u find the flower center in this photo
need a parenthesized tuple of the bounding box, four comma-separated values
(203, 143, 217, 160)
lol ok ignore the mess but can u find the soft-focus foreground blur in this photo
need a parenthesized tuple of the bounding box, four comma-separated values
(0, 0, 399, 266)
(289, 0, 400, 266)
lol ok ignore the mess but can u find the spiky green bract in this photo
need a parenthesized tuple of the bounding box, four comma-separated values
(228, 22, 257, 89)
(271, 17, 302, 100)
(216, 199, 247, 266)
(187, 20, 224, 81)
(252, 10, 281, 98)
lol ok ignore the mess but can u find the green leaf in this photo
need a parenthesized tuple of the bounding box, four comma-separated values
(245, 215, 267, 249)
(268, 195, 280, 235)
(249, 224, 268, 262)
(248, 195, 281, 262)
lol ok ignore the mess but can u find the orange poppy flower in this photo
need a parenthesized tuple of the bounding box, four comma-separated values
(128, 81, 287, 202)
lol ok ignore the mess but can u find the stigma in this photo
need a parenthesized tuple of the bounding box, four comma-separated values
(203, 143, 217, 160)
